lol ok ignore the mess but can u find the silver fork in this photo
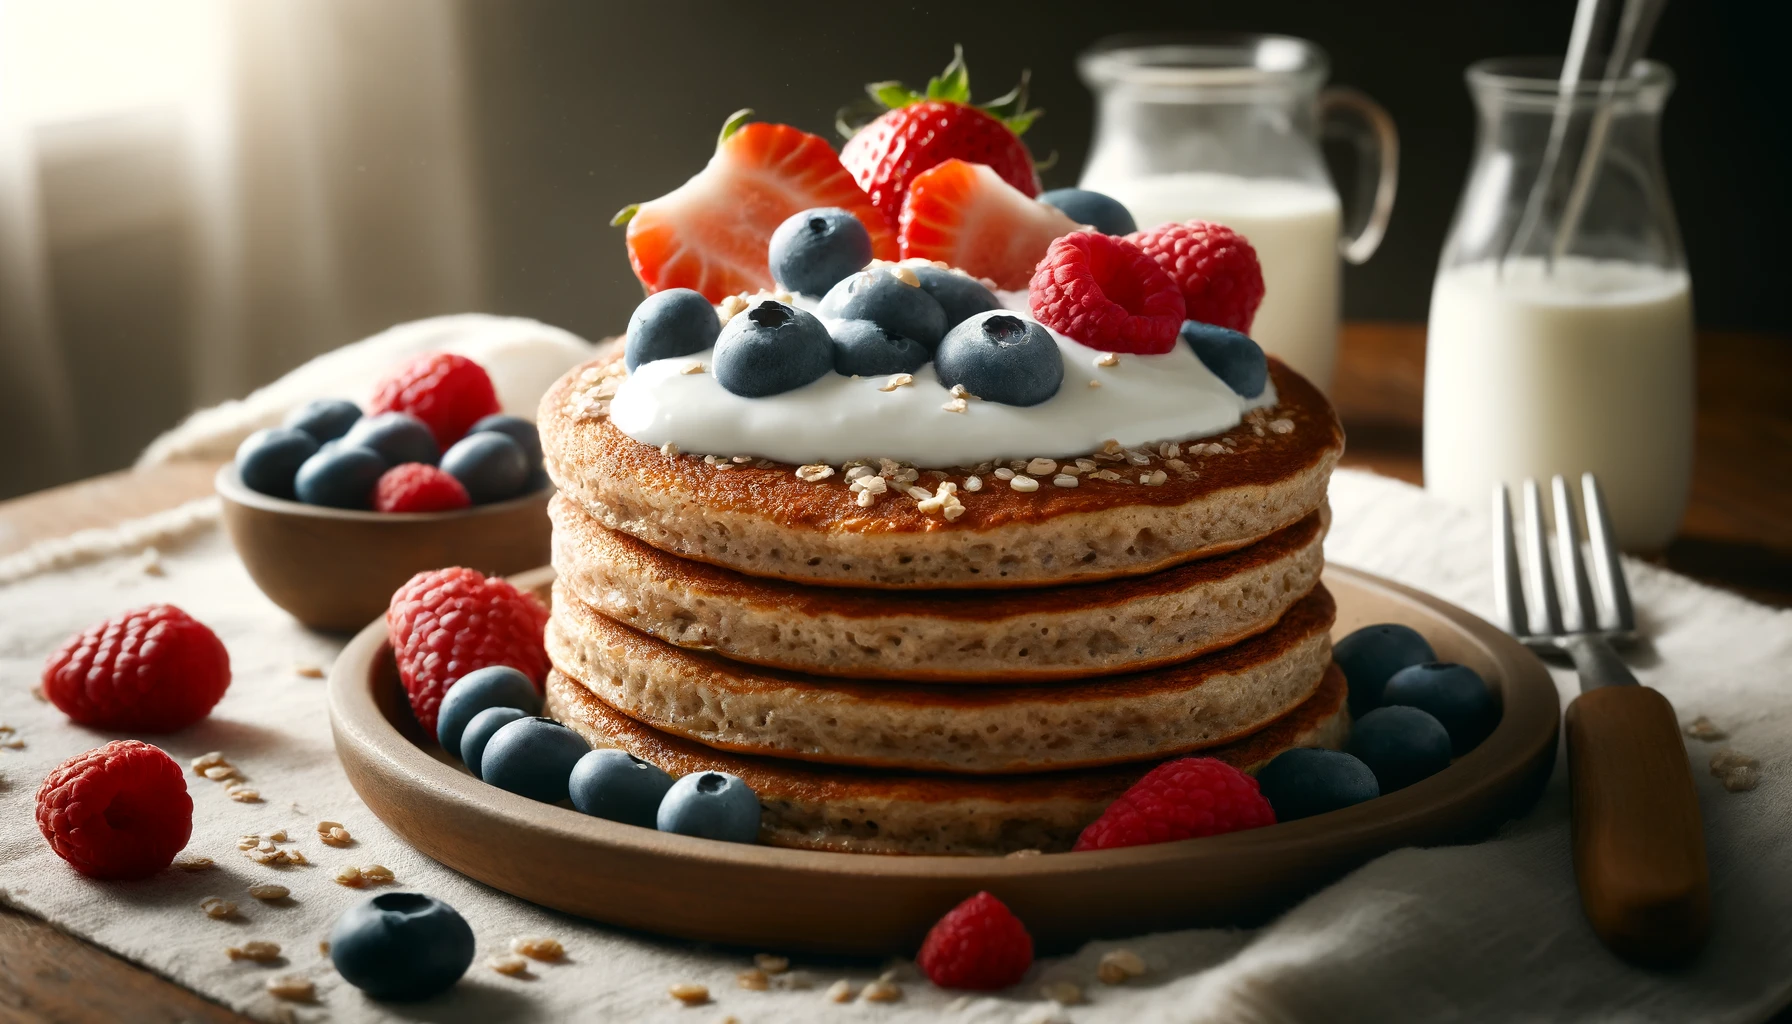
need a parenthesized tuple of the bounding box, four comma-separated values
(1494, 473, 1708, 967)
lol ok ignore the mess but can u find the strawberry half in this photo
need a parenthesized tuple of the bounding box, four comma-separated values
(840, 46, 1042, 229)
(615, 110, 895, 303)
(899, 159, 1081, 291)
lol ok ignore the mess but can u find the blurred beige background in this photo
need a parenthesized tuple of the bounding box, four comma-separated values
(0, 0, 1784, 499)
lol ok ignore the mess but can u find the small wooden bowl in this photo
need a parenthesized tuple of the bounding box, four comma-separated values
(329, 565, 1561, 954)
(216, 465, 552, 631)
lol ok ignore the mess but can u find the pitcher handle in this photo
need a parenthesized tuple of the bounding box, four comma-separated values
(1319, 86, 1399, 265)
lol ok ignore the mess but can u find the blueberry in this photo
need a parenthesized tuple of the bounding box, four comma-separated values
(817, 268, 949, 350)
(341, 412, 439, 467)
(911, 266, 1001, 329)
(1382, 662, 1498, 755)
(1256, 748, 1380, 821)
(1335, 623, 1437, 716)
(712, 300, 833, 398)
(435, 666, 542, 756)
(1038, 188, 1137, 235)
(440, 432, 529, 504)
(329, 891, 475, 1001)
(460, 706, 528, 779)
(934, 311, 1064, 407)
(1348, 706, 1454, 792)
(1181, 321, 1268, 398)
(283, 398, 362, 444)
(479, 716, 589, 803)
(830, 319, 930, 376)
(626, 288, 720, 372)
(570, 749, 676, 828)
(235, 427, 319, 500)
(656, 771, 760, 843)
(294, 444, 384, 509)
(467, 414, 541, 470)
(769, 207, 873, 297)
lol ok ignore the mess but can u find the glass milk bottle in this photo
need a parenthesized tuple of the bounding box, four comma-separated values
(1425, 59, 1692, 550)
(1077, 34, 1398, 389)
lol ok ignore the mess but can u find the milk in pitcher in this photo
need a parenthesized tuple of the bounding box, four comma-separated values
(1424, 257, 1693, 550)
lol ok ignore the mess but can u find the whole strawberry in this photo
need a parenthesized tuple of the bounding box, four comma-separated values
(916, 891, 1033, 990)
(1074, 756, 1275, 851)
(1127, 221, 1266, 334)
(841, 46, 1041, 229)
(42, 604, 231, 733)
(386, 567, 549, 733)
(369, 352, 501, 451)
(37, 740, 193, 879)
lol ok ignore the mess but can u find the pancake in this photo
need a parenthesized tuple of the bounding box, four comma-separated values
(539, 355, 1342, 589)
(546, 582, 1336, 773)
(544, 661, 1351, 855)
(552, 494, 1327, 681)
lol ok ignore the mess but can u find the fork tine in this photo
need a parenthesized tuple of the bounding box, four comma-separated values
(1552, 475, 1597, 633)
(1492, 484, 1529, 636)
(1581, 472, 1635, 632)
(1522, 478, 1563, 636)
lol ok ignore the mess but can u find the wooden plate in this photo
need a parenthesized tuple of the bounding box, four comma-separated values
(328, 565, 1558, 955)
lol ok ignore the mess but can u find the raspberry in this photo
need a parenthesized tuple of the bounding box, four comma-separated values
(1127, 221, 1265, 334)
(369, 353, 500, 450)
(42, 604, 231, 733)
(1073, 756, 1275, 851)
(916, 891, 1033, 990)
(374, 463, 471, 513)
(36, 740, 193, 879)
(1027, 232, 1185, 354)
(386, 567, 549, 733)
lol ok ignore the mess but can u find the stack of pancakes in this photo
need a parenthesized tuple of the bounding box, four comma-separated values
(538, 355, 1347, 855)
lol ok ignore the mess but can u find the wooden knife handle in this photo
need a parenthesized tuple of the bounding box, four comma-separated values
(1565, 685, 1710, 966)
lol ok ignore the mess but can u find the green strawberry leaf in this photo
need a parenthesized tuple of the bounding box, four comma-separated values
(924, 45, 971, 104)
(977, 69, 1041, 135)
(1002, 107, 1043, 136)
(979, 69, 1029, 117)
(716, 108, 753, 148)
(867, 81, 922, 109)
(610, 204, 639, 228)
(836, 96, 889, 139)
(850, 46, 1043, 137)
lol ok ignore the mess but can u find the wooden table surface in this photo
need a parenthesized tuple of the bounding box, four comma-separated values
(1, 323, 1787, 1021)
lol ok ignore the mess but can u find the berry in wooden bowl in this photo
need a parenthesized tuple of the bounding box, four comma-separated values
(219, 357, 552, 631)
(216, 464, 551, 632)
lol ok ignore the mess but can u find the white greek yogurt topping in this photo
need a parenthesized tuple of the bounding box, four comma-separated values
(608, 290, 1276, 466)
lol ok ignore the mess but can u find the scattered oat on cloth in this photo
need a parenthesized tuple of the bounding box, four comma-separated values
(4, 411, 1791, 1021)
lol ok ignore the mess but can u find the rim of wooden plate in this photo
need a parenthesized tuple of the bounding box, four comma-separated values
(328, 563, 1559, 955)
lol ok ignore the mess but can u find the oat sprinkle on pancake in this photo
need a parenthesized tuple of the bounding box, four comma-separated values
(551, 493, 1327, 681)
(545, 662, 1350, 856)
(547, 582, 1335, 773)
(540, 357, 1341, 589)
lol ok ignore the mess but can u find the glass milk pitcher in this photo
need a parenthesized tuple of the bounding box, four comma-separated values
(1077, 34, 1398, 389)
(1424, 59, 1692, 551)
